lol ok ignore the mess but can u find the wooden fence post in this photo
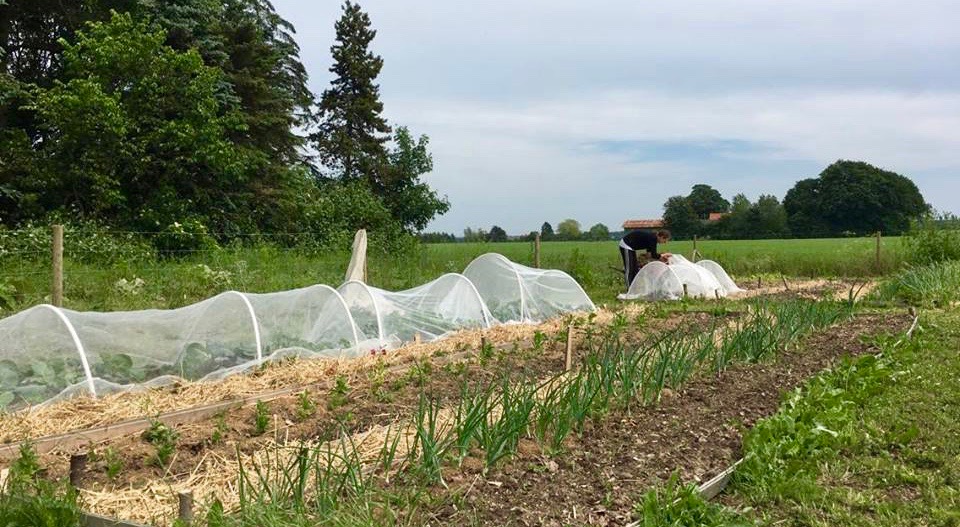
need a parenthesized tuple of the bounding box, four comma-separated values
(52, 224, 64, 307)
(875, 231, 882, 271)
(69, 453, 87, 488)
(178, 491, 194, 524)
(534, 233, 541, 269)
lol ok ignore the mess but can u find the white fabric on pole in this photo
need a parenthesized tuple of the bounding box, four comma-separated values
(619, 255, 743, 301)
(345, 229, 367, 283)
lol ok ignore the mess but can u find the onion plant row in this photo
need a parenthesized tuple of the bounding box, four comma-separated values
(204, 299, 853, 526)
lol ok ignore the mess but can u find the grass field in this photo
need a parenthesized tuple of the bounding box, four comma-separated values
(0, 236, 904, 314)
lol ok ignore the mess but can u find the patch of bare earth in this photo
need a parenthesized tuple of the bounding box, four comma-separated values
(431, 313, 910, 527)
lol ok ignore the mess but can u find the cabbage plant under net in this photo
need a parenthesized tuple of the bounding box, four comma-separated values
(0, 254, 594, 412)
(619, 255, 744, 301)
(338, 273, 491, 349)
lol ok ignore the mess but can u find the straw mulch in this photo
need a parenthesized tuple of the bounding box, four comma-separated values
(1, 306, 641, 445)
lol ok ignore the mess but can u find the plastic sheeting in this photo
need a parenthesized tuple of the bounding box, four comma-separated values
(0, 254, 594, 411)
(618, 255, 743, 301)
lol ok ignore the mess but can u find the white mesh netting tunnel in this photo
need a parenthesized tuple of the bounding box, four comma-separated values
(463, 253, 596, 323)
(0, 254, 594, 411)
(618, 255, 744, 301)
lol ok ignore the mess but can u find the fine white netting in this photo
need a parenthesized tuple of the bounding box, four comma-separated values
(0, 254, 594, 411)
(462, 253, 596, 323)
(619, 255, 743, 301)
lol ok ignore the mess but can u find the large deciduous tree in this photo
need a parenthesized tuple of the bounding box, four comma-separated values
(662, 196, 699, 239)
(383, 127, 450, 232)
(557, 219, 582, 240)
(686, 184, 730, 219)
(587, 223, 610, 241)
(784, 160, 928, 237)
(488, 225, 508, 242)
(311, 1, 391, 185)
(25, 13, 254, 230)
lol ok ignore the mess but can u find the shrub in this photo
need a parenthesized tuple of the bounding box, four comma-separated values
(0, 219, 154, 264)
(901, 213, 960, 265)
(153, 218, 220, 258)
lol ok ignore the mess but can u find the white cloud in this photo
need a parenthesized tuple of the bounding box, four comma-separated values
(272, 0, 960, 234)
(388, 88, 960, 232)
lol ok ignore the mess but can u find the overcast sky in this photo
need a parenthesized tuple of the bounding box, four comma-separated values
(272, 0, 959, 235)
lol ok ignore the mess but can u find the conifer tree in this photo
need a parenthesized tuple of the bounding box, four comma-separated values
(312, 1, 391, 186)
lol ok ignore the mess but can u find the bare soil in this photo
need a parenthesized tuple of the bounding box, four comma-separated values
(428, 312, 911, 526)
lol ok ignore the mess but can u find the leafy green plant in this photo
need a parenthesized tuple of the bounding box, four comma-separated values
(633, 473, 749, 526)
(531, 330, 546, 353)
(253, 400, 270, 435)
(296, 390, 316, 421)
(142, 419, 179, 467)
(0, 443, 83, 527)
(733, 349, 897, 504)
(103, 447, 124, 480)
(211, 412, 228, 444)
(328, 375, 351, 410)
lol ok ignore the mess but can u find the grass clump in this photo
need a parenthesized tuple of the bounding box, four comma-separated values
(873, 260, 960, 307)
(0, 443, 83, 527)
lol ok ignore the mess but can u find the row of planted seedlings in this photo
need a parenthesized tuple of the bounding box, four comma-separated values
(194, 299, 854, 526)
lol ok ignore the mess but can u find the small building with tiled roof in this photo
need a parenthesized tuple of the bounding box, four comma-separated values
(622, 219, 664, 230)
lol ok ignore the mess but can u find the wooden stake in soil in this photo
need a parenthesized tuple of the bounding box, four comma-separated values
(682, 283, 688, 298)
(178, 490, 194, 524)
(875, 231, 882, 270)
(781, 275, 790, 291)
(69, 453, 86, 488)
(52, 224, 64, 307)
(534, 233, 541, 268)
(413, 332, 421, 345)
(564, 325, 574, 371)
(756, 276, 762, 288)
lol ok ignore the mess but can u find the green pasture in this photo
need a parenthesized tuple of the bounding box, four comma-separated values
(0, 236, 905, 314)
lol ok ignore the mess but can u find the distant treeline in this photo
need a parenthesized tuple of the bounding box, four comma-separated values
(663, 160, 929, 240)
(424, 160, 933, 243)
